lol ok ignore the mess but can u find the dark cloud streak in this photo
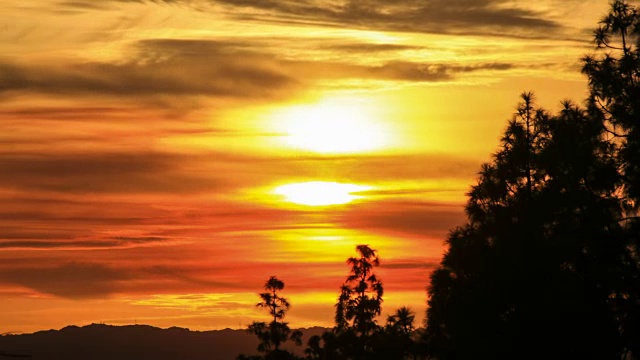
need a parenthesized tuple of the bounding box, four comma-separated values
(0, 263, 131, 299)
(336, 199, 466, 238)
(0, 59, 294, 99)
(0, 149, 481, 195)
(0, 36, 516, 105)
(66, 0, 569, 39)
(128, 0, 564, 38)
(0, 152, 220, 194)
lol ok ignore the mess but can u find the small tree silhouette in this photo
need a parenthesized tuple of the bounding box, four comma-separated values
(304, 246, 419, 359)
(335, 244, 383, 338)
(386, 307, 415, 336)
(382, 307, 418, 360)
(330, 244, 384, 359)
(238, 276, 302, 360)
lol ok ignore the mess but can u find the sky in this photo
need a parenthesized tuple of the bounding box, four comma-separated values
(0, 0, 610, 333)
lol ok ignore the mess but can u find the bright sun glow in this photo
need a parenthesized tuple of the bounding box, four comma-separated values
(274, 181, 372, 206)
(273, 97, 390, 154)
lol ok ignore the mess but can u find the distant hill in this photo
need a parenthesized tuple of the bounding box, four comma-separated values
(0, 324, 329, 360)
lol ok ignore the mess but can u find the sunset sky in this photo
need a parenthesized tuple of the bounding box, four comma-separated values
(1, 0, 608, 333)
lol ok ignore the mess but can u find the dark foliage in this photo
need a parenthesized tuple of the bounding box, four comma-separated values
(582, 2, 640, 356)
(425, 1, 640, 359)
(303, 246, 424, 360)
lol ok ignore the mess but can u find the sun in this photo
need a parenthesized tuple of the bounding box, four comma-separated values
(271, 97, 390, 154)
(274, 181, 372, 206)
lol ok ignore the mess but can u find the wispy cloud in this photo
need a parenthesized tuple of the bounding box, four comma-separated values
(59, 0, 573, 39)
(112, 0, 566, 38)
(0, 151, 221, 194)
(0, 263, 131, 299)
(0, 55, 296, 101)
(335, 199, 466, 239)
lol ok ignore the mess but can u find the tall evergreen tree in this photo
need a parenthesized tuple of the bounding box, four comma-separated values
(425, 2, 640, 357)
(425, 93, 624, 358)
(582, 1, 640, 356)
(583, 0, 640, 205)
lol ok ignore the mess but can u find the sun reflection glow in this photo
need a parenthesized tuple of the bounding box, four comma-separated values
(274, 181, 372, 206)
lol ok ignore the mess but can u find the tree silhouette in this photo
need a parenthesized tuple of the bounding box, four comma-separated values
(386, 307, 415, 336)
(238, 276, 302, 360)
(381, 307, 419, 360)
(305, 245, 396, 360)
(335, 244, 384, 339)
(423, 2, 640, 357)
(584, 0, 640, 202)
(304, 331, 343, 360)
(582, 1, 640, 356)
(425, 90, 626, 358)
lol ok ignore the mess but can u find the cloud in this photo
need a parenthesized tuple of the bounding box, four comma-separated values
(0, 227, 442, 298)
(0, 239, 164, 250)
(0, 263, 131, 299)
(266, 152, 482, 182)
(0, 147, 483, 195)
(381, 260, 438, 270)
(141, 38, 515, 83)
(0, 59, 293, 97)
(143, 266, 242, 289)
(321, 42, 423, 53)
(0, 227, 83, 241)
(0, 34, 517, 110)
(0, 106, 143, 122)
(0, 260, 256, 298)
(301, 60, 514, 82)
(0, 39, 297, 101)
(57, 1, 116, 10)
(0, 151, 221, 194)
(77, 0, 584, 42)
(336, 199, 466, 238)
(0, 220, 177, 249)
(0, 149, 477, 258)
(125, 0, 565, 39)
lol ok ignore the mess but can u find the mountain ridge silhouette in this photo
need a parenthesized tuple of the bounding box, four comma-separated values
(0, 323, 329, 359)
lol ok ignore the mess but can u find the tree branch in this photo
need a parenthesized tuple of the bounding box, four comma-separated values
(604, 126, 628, 138)
(618, 216, 640, 223)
